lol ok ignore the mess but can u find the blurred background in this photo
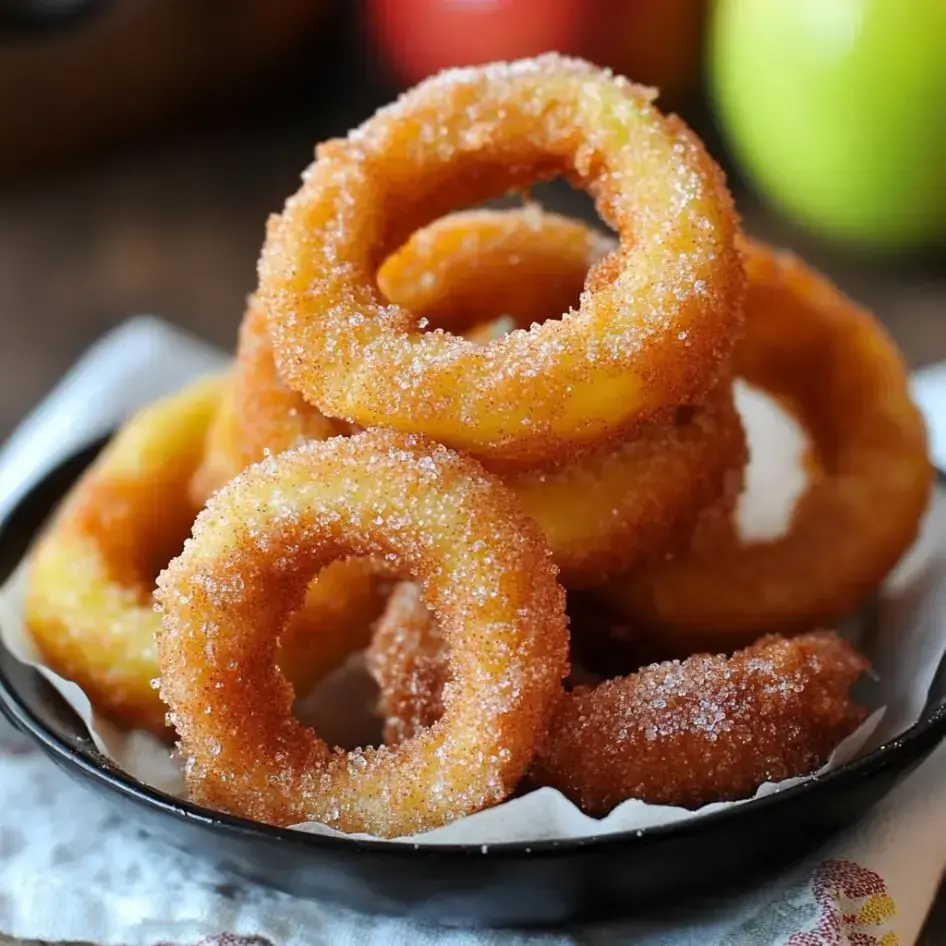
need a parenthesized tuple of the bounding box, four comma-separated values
(0, 0, 944, 441)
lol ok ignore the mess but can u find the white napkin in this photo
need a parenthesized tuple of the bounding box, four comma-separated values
(0, 316, 226, 530)
(0, 715, 941, 946)
(0, 318, 943, 945)
(913, 362, 946, 474)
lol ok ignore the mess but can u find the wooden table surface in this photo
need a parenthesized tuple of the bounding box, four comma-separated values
(0, 93, 944, 944)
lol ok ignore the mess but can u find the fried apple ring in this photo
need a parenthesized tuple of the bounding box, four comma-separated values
(378, 204, 614, 337)
(25, 377, 222, 734)
(259, 54, 744, 468)
(188, 365, 384, 698)
(389, 208, 746, 585)
(389, 208, 748, 586)
(366, 582, 606, 745)
(599, 239, 932, 650)
(26, 378, 384, 736)
(190, 205, 604, 499)
(367, 582, 446, 746)
(188, 315, 387, 674)
(203, 208, 746, 586)
(507, 382, 745, 586)
(530, 632, 868, 813)
(367, 593, 867, 812)
(156, 429, 568, 836)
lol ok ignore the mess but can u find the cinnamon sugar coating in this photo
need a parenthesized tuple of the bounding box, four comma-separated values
(203, 208, 746, 586)
(367, 593, 868, 814)
(601, 238, 932, 648)
(156, 429, 568, 837)
(259, 54, 744, 467)
(367, 582, 446, 746)
(531, 632, 868, 813)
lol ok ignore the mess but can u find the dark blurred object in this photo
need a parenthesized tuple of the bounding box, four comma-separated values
(591, 0, 705, 106)
(0, 0, 109, 37)
(363, 0, 705, 107)
(0, 0, 332, 181)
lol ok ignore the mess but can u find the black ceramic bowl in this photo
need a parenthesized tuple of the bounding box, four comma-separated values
(0, 441, 944, 928)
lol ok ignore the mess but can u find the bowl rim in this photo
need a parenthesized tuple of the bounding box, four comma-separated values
(0, 445, 943, 860)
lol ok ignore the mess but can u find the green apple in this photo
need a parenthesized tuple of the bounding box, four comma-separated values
(710, 0, 946, 248)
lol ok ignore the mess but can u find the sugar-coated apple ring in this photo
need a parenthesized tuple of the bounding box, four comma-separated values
(26, 377, 384, 736)
(365, 581, 614, 746)
(367, 590, 867, 812)
(530, 631, 868, 812)
(190, 204, 606, 499)
(189, 364, 385, 698)
(599, 239, 932, 651)
(259, 54, 745, 468)
(25, 377, 222, 735)
(204, 208, 746, 586)
(156, 429, 568, 836)
(506, 378, 745, 587)
(196, 205, 608, 499)
(366, 581, 446, 747)
(387, 208, 747, 585)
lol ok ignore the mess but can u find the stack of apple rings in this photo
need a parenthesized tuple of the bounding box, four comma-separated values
(26, 56, 930, 839)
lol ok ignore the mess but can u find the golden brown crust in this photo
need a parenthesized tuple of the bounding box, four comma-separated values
(199, 207, 746, 586)
(191, 205, 605, 499)
(367, 582, 447, 745)
(509, 378, 746, 587)
(189, 303, 345, 503)
(367, 593, 868, 814)
(25, 377, 222, 735)
(366, 583, 625, 746)
(385, 208, 747, 586)
(600, 238, 933, 649)
(259, 54, 744, 467)
(530, 632, 868, 813)
(156, 429, 568, 837)
(27, 377, 384, 737)
(232, 302, 345, 466)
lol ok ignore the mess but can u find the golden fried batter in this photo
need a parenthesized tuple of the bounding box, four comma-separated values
(530, 632, 868, 813)
(601, 239, 932, 649)
(157, 429, 568, 837)
(259, 55, 744, 467)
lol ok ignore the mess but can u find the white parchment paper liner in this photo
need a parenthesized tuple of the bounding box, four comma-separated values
(0, 317, 942, 847)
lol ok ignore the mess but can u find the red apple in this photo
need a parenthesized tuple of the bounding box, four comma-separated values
(364, 0, 588, 87)
(365, 0, 705, 106)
